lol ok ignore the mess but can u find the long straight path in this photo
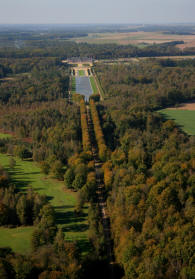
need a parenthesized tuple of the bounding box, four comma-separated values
(86, 105, 115, 273)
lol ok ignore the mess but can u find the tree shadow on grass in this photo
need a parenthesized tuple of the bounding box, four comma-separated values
(8, 169, 33, 191)
(55, 207, 88, 225)
(46, 196, 54, 202)
(63, 223, 88, 233)
(5, 167, 45, 193)
(54, 205, 88, 233)
(77, 238, 93, 255)
(23, 172, 40, 175)
(159, 113, 185, 132)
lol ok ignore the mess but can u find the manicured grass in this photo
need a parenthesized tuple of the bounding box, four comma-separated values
(90, 76, 98, 94)
(94, 74, 105, 99)
(159, 109, 195, 135)
(0, 227, 33, 254)
(0, 133, 12, 139)
(0, 154, 89, 254)
(78, 70, 85, 76)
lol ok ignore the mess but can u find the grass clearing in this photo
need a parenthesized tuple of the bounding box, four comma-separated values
(0, 227, 33, 254)
(90, 76, 98, 94)
(159, 109, 195, 135)
(78, 70, 85, 76)
(0, 154, 89, 254)
(71, 77, 76, 93)
(0, 133, 12, 139)
(94, 74, 105, 99)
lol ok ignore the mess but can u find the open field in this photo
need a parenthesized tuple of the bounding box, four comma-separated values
(0, 154, 89, 254)
(159, 109, 195, 135)
(90, 76, 98, 94)
(70, 31, 195, 48)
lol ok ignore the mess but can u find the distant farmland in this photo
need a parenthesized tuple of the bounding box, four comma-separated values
(70, 31, 195, 49)
(159, 109, 195, 135)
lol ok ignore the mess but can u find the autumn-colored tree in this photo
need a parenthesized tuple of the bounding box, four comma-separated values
(80, 99, 91, 152)
(40, 161, 50, 175)
(64, 168, 75, 189)
(102, 161, 113, 190)
(89, 100, 108, 161)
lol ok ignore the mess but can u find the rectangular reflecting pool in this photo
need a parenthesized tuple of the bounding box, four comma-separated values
(76, 77, 93, 101)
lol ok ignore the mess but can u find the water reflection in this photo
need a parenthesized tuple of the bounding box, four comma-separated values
(76, 77, 93, 102)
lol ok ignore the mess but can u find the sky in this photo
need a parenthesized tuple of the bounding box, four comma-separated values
(0, 0, 194, 24)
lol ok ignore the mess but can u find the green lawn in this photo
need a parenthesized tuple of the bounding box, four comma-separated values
(71, 76, 76, 93)
(159, 109, 195, 135)
(78, 70, 85, 76)
(0, 227, 33, 254)
(90, 77, 98, 94)
(0, 133, 12, 139)
(0, 154, 89, 254)
(94, 74, 105, 99)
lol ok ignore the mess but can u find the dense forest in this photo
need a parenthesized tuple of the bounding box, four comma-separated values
(94, 59, 195, 278)
(95, 59, 195, 108)
(0, 41, 195, 60)
(0, 26, 194, 278)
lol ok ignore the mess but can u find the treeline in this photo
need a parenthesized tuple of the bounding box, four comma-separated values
(0, 161, 65, 260)
(0, 100, 81, 180)
(95, 58, 195, 109)
(0, 57, 62, 78)
(0, 41, 195, 60)
(0, 157, 111, 277)
(90, 100, 108, 161)
(63, 100, 109, 259)
(0, 41, 79, 59)
(0, 231, 81, 279)
(0, 57, 65, 81)
(80, 99, 91, 152)
(0, 59, 69, 105)
(0, 159, 81, 278)
(0, 161, 53, 227)
(0, 157, 81, 278)
(107, 117, 195, 279)
(94, 61, 195, 278)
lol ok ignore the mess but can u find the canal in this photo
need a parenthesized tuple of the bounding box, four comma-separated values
(76, 76, 93, 101)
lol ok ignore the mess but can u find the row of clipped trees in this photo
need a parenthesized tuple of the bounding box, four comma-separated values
(90, 99, 108, 161)
(80, 99, 91, 152)
(79, 100, 108, 257)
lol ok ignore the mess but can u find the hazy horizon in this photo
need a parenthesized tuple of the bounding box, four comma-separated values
(0, 0, 194, 25)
